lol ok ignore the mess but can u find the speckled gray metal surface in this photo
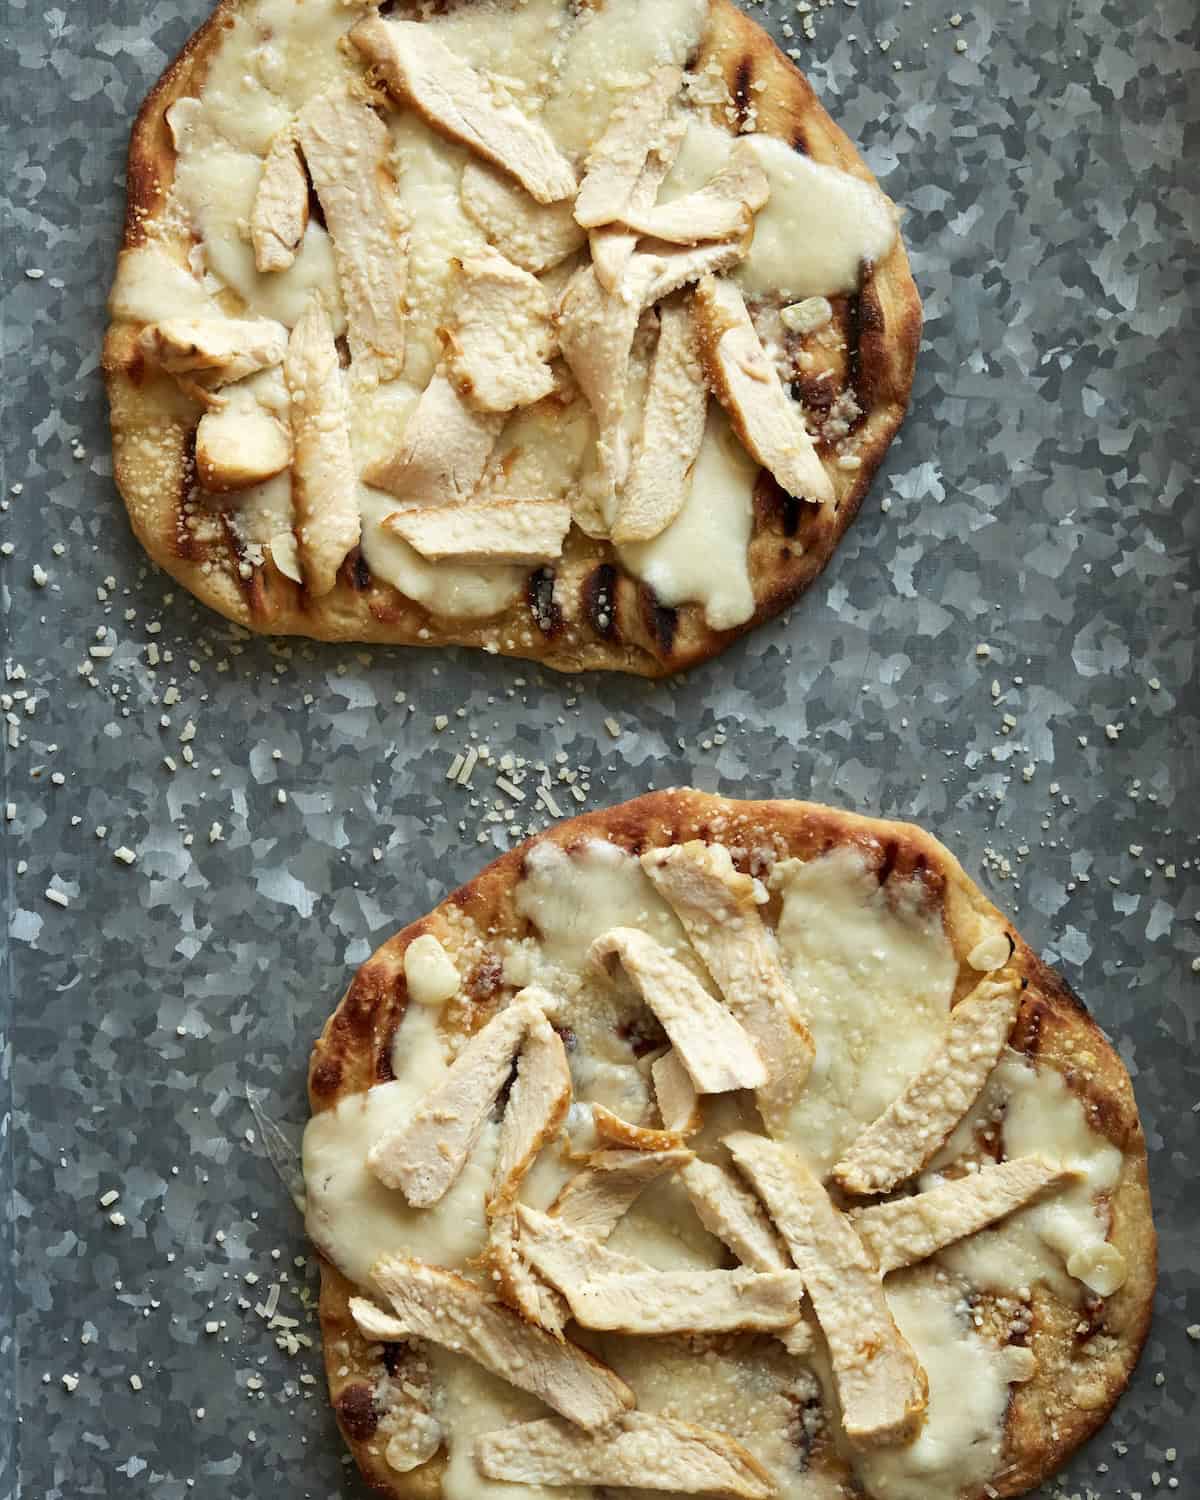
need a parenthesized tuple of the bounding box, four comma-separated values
(1, 0, 1197, 1495)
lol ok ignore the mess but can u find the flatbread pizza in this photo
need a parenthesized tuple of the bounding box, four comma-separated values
(303, 790, 1155, 1500)
(104, 0, 921, 675)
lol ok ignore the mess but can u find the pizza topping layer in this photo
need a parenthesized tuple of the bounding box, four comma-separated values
(116, 0, 912, 648)
(680, 1157, 790, 1272)
(651, 1047, 703, 1135)
(442, 249, 557, 413)
(138, 316, 288, 395)
(370, 1258, 635, 1430)
(283, 298, 361, 596)
(590, 926, 768, 1093)
(382, 499, 571, 566)
(194, 400, 290, 494)
(612, 298, 709, 544)
(830, 974, 1023, 1195)
(726, 1131, 929, 1449)
(460, 161, 587, 274)
(475, 1412, 775, 1498)
(304, 826, 1142, 1500)
(365, 373, 503, 503)
(249, 127, 308, 274)
(641, 840, 815, 1131)
(551, 1147, 693, 1239)
(694, 274, 835, 507)
(293, 88, 409, 386)
(517, 1205, 806, 1335)
(851, 1156, 1076, 1274)
(368, 996, 538, 1205)
(618, 139, 769, 247)
(350, 17, 577, 205)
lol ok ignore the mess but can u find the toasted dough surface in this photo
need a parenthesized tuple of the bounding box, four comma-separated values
(105, 0, 921, 676)
(306, 791, 1154, 1500)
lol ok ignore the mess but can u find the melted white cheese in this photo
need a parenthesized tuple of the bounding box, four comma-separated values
(187, 0, 362, 154)
(232, 471, 294, 547)
(169, 103, 343, 330)
(431, 1351, 583, 1500)
(618, 403, 757, 630)
(404, 934, 461, 1007)
(358, 488, 526, 620)
(425, 0, 570, 109)
(771, 847, 958, 1174)
(108, 244, 218, 323)
(389, 113, 491, 388)
(598, 1334, 831, 1500)
(541, 0, 708, 160)
(606, 1177, 725, 1270)
(933, 1049, 1124, 1301)
(512, 839, 686, 977)
(660, 122, 899, 299)
(506, 839, 689, 1137)
(855, 1272, 1011, 1500)
(302, 1005, 498, 1288)
(478, 392, 595, 503)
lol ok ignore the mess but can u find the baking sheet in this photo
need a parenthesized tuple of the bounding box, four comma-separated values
(1, 0, 1197, 1494)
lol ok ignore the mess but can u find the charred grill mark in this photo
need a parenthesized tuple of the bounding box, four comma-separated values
(845, 264, 885, 433)
(1012, 995, 1049, 1058)
(376, 1023, 397, 1083)
(341, 546, 371, 591)
(753, 471, 803, 537)
(582, 563, 619, 640)
(876, 839, 899, 886)
(335, 1383, 380, 1442)
(528, 567, 563, 637)
(732, 57, 754, 130)
(639, 583, 678, 657)
(790, 122, 809, 155)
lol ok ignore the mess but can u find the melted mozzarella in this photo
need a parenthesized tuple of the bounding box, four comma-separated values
(302, 1006, 498, 1289)
(855, 1272, 1011, 1500)
(771, 847, 958, 1175)
(388, 113, 491, 388)
(933, 1049, 1123, 1301)
(431, 1350, 583, 1500)
(541, 0, 709, 160)
(358, 488, 526, 620)
(169, 105, 343, 329)
(187, 0, 361, 154)
(660, 122, 899, 299)
(424, 0, 571, 108)
(618, 404, 757, 630)
(511, 839, 686, 977)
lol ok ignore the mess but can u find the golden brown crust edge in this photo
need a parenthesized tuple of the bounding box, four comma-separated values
(104, 0, 923, 677)
(305, 789, 1154, 1500)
